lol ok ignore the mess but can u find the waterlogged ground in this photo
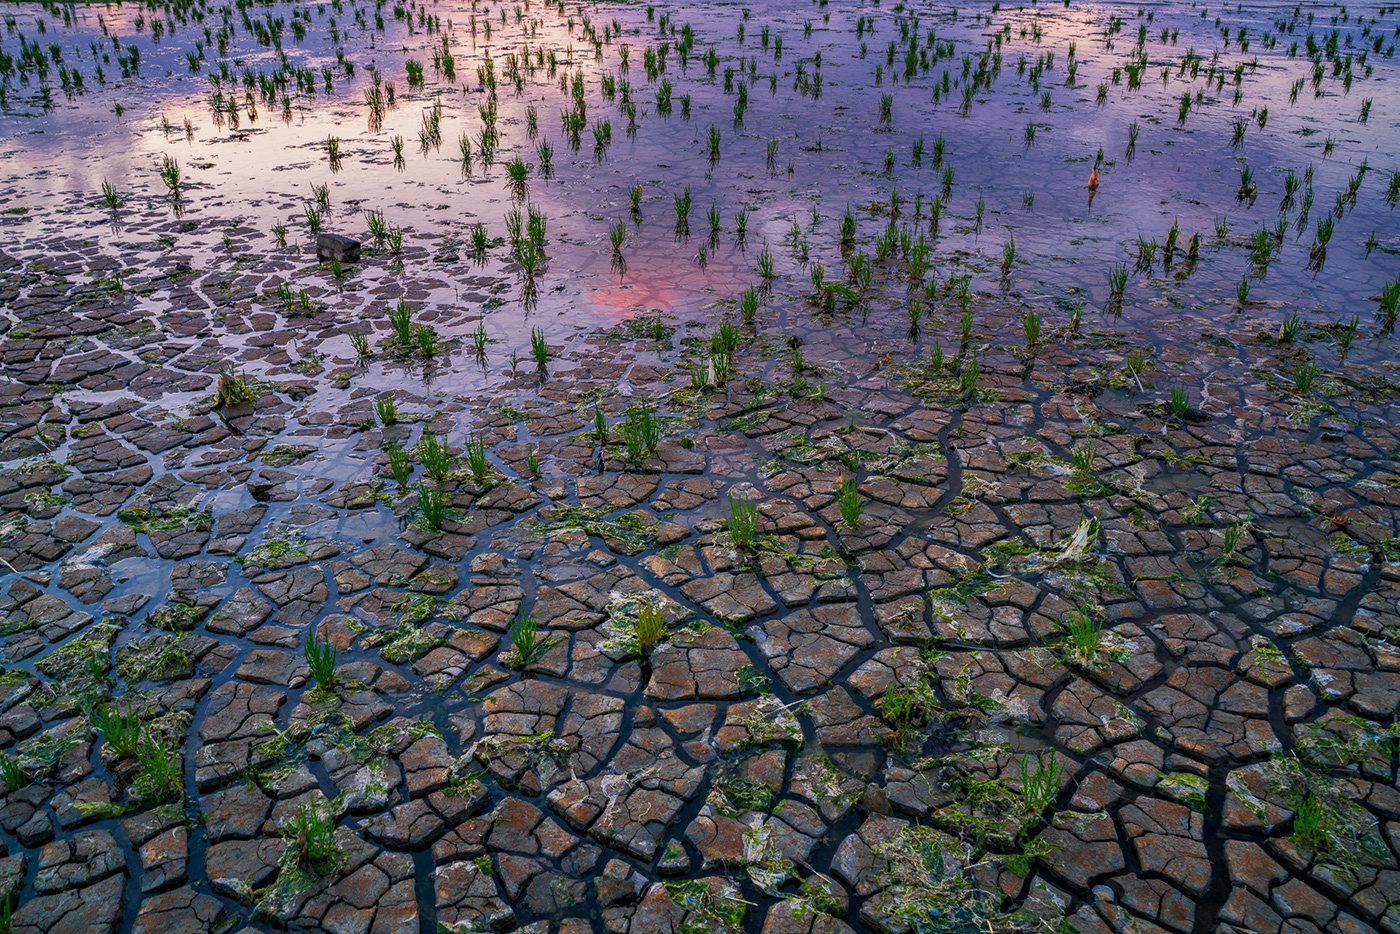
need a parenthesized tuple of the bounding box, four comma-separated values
(1, 0, 1400, 933)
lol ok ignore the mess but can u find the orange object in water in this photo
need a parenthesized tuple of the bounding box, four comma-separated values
(1087, 167, 1099, 188)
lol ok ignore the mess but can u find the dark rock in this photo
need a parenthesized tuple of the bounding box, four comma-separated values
(12, 870, 124, 934)
(130, 886, 225, 934)
(316, 233, 361, 263)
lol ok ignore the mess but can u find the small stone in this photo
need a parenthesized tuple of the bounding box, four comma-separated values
(316, 232, 361, 263)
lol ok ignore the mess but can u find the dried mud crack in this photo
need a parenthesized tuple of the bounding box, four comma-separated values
(1, 1, 1399, 934)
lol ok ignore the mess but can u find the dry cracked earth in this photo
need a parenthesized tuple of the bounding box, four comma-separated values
(0, 204, 1399, 934)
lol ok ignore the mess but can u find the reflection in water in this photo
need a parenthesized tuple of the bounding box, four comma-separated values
(0, 2, 1393, 382)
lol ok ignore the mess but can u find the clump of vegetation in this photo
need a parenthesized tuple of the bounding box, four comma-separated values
(463, 436, 492, 483)
(0, 754, 28, 791)
(871, 826, 1025, 931)
(621, 401, 661, 461)
(530, 506, 659, 554)
(593, 408, 609, 443)
(505, 157, 530, 198)
(150, 602, 204, 632)
(739, 287, 759, 323)
(1108, 263, 1128, 298)
(1020, 307, 1039, 347)
(714, 776, 774, 815)
(304, 623, 338, 691)
(416, 485, 447, 531)
(1061, 609, 1103, 666)
(877, 682, 941, 747)
(159, 153, 182, 195)
(101, 178, 124, 209)
(118, 505, 214, 535)
(726, 491, 759, 550)
(1170, 383, 1191, 419)
(1291, 790, 1328, 848)
(502, 609, 551, 670)
(837, 478, 862, 528)
(664, 878, 746, 932)
(530, 327, 549, 368)
(1379, 277, 1400, 326)
(1217, 518, 1250, 566)
(133, 734, 183, 802)
(1070, 441, 1095, 475)
(633, 601, 668, 652)
(384, 443, 413, 492)
(1018, 750, 1066, 814)
(375, 395, 398, 426)
(416, 432, 455, 480)
(90, 702, 143, 758)
(284, 796, 339, 874)
(214, 370, 256, 409)
(388, 300, 414, 349)
(674, 185, 693, 230)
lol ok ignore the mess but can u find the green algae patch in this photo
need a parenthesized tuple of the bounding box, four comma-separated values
(530, 505, 658, 552)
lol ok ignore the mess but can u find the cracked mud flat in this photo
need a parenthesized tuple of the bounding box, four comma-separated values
(1, 0, 1400, 933)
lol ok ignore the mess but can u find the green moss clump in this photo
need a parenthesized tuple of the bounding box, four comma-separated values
(116, 635, 193, 683)
(378, 623, 446, 665)
(150, 603, 205, 632)
(665, 878, 746, 934)
(262, 444, 314, 467)
(118, 504, 214, 533)
(714, 777, 773, 816)
(530, 506, 658, 552)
